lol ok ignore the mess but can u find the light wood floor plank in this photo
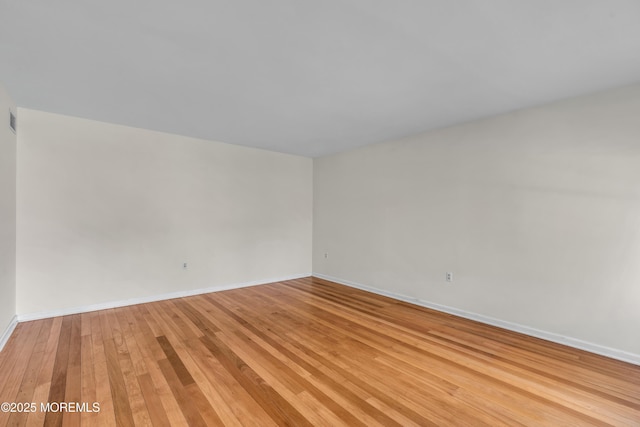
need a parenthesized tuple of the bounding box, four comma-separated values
(131, 305, 190, 427)
(90, 309, 117, 426)
(5, 319, 51, 427)
(1, 277, 639, 426)
(80, 313, 98, 426)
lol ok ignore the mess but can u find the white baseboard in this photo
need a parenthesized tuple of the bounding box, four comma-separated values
(0, 315, 19, 352)
(17, 274, 310, 323)
(313, 273, 640, 366)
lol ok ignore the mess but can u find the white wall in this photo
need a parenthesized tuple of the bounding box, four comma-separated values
(314, 83, 640, 358)
(0, 84, 17, 340)
(17, 109, 312, 315)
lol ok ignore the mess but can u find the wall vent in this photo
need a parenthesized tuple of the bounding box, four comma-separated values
(9, 111, 16, 133)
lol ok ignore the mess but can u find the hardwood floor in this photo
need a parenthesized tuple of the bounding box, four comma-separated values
(1, 277, 639, 426)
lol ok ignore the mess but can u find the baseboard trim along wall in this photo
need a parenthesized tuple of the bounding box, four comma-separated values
(313, 273, 640, 367)
(9, 272, 639, 366)
(16, 274, 310, 323)
(0, 315, 19, 352)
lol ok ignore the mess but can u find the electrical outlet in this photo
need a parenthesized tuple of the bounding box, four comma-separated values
(324, 252, 328, 259)
(446, 272, 453, 282)
(183, 262, 188, 270)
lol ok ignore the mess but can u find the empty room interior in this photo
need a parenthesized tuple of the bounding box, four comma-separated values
(1, 1, 640, 426)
